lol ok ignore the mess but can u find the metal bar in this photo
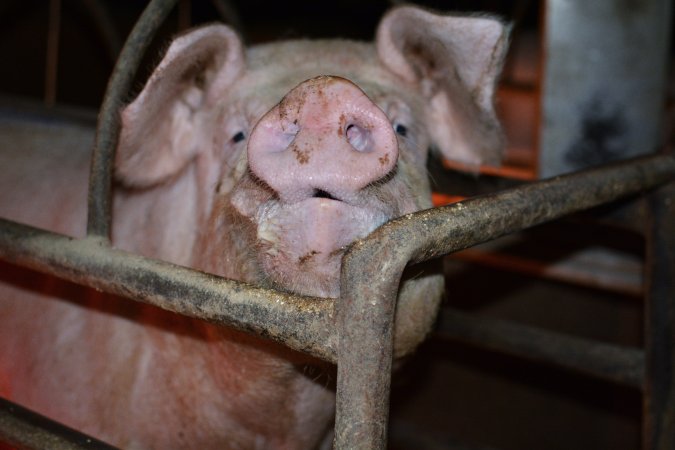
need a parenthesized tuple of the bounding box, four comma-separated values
(436, 308, 645, 388)
(87, 0, 177, 239)
(452, 246, 643, 297)
(0, 220, 337, 362)
(644, 179, 675, 449)
(334, 152, 675, 449)
(0, 396, 118, 450)
(2, 153, 674, 448)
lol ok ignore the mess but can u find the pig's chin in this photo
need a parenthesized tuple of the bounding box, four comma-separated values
(255, 198, 388, 298)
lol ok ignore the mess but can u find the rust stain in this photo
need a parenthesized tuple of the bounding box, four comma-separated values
(379, 153, 390, 166)
(339, 113, 347, 137)
(298, 250, 319, 264)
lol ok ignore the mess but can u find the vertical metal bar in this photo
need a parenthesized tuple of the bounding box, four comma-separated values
(45, 0, 61, 107)
(86, 0, 178, 239)
(644, 178, 675, 450)
(540, 0, 672, 178)
(334, 241, 404, 450)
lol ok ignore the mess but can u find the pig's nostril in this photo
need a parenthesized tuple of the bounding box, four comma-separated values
(264, 122, 300, 153)
(345, 123, 372, 153)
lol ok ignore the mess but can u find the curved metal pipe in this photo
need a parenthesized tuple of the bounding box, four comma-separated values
(334, 152, 675, 449)
(87, 0, 178, 239)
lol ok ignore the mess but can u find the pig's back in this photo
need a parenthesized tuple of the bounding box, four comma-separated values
(0, 108, 102, 427)
(0, 108, 92, 236)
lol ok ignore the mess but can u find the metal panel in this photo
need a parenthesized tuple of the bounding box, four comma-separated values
(540, 0, 672, 177)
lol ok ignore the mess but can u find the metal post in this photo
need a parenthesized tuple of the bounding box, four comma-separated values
(644, 177, 675, 449)
(540, 0, 672, 178)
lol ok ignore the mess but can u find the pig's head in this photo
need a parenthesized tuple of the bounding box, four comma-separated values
(115, 7, 508, 348)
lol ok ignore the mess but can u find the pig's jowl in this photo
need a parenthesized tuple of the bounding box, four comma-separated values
(0, 6, 509, 449)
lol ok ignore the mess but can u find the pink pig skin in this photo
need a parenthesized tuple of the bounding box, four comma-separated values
(0, 6, 508, 449)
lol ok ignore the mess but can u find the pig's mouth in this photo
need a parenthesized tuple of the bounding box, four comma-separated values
(254, 196, 390, 297)
(312, 189, 339, 201)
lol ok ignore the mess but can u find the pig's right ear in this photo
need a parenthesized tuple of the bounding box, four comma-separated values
(116, 25, 245, 187)
(377, 7, 510, 168)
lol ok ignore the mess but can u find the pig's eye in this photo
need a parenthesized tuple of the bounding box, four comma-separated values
(394, 123, 408, 137)
(231, 131, 246, 144)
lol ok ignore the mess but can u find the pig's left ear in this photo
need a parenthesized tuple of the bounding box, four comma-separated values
(377, 7, 510, 167)
(116, 24, 245, 187)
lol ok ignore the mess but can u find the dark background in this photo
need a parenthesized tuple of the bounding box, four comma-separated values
(0, 0, 540, 108)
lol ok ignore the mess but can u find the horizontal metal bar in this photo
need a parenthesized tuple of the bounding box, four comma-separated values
(0, 155, 671, 366)
(0, 396, 118, 450)
(0, 220, 337, 362)
(436, 308, 645, 388)
(391, 153, 675, 268)
(452, 245, 643, 297)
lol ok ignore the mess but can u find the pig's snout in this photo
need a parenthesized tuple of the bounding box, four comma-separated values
(247, 76, 398, 204)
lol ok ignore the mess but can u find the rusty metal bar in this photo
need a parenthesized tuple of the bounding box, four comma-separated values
(0, 220, 337, 362)
(644, 179, 675, 449)
(87, 0, 177, 239)
(436, 308, 645, 388)
(334, 152, 675, 449)
(0, 397, 118, 450)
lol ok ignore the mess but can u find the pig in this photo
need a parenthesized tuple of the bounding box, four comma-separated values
(0, 6, 509, 449)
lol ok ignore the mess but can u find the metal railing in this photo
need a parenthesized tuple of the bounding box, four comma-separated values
(0, 0, 673, 449)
